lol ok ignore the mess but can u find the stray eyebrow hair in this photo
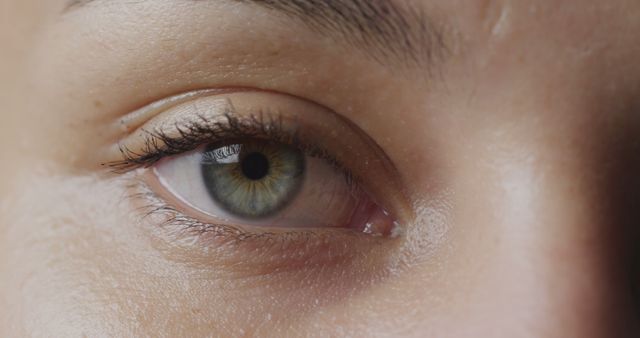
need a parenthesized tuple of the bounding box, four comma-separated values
(65, 0, 448, 68)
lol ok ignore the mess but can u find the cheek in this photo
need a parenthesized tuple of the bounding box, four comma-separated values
(0, 174, 137, 336)
(0, 172, 231, 336)
(0, 172, 384, 336)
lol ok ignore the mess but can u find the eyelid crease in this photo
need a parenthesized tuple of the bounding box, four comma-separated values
(114, 89, 235, 133)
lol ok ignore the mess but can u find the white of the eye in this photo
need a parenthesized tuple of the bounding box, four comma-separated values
(155, 149, 278, 224)
(154, 150, 236, 222)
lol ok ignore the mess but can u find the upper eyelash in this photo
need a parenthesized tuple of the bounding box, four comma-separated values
(107, 113, 287, 172)
(106, 111, 356, 185)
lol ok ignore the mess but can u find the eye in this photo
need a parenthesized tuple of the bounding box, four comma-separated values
(154, 137, 394, 232)
(111, 91, 407, 237)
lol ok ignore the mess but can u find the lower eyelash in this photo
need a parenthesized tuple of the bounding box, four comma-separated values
(127, 176, 337, 246)
(132, 179, 260, 241)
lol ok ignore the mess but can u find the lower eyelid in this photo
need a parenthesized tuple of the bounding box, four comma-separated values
(124, 174, 401, 274)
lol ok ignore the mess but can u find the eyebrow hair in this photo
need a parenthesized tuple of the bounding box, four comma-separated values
(65, 0, 448, 68)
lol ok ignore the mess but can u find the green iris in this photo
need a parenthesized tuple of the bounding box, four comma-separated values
(201, 140, 305, 218)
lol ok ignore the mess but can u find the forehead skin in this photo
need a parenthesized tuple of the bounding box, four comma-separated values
(1, 0, 640, 337)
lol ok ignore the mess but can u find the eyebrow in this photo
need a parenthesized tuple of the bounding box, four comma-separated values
(65, 0, 448, 68)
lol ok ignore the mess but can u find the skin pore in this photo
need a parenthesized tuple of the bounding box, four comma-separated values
(1, 0, 640, 336)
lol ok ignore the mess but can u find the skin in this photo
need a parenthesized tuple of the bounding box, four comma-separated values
(1, 0, 640, 337)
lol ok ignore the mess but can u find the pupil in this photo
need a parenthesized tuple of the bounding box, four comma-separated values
(241, 152, 270, 180)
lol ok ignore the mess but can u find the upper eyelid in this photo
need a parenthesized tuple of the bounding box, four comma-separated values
(106, 91, 351, 174)
(105, 91, 389, 178)
(107, 111, 343, 173)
